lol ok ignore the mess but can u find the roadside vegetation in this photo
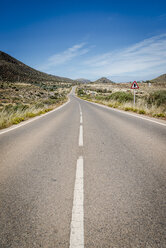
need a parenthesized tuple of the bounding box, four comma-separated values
(77, 84, 166, 119)
(0, 81, 72, 129)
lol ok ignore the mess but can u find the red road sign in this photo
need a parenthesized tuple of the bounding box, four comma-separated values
(131, 81, 139, 89)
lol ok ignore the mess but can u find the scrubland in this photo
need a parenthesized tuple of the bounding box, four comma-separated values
(0, 81, 72, 129)
(77, 82, 166, 119)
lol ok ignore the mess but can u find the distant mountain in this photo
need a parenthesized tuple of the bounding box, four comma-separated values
(0, 51, 75, 84)
(93, 77, 115, 84)
(76, 78, 91, 83)
(151, 74, 166, 84)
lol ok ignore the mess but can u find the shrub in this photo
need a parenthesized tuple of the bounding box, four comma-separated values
(43, 99, 56, 105)
(26, 112, 36, 118)
(124, 107, 131, 111)
(108, 91, 133, 103)
(54, 92, 59, 99)
(13, 104, 29, 112)
(77, 88, 85, 95)
(12, 117, 25, 124)
(147, 90, 166, 107)
(95, 95, 105, 101)
(138, 109, 146, 114)
(35, 102, 44, 108)
(155, 113, 165, 117)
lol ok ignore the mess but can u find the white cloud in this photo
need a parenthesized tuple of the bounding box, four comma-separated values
(39, 43, 89, 71)
(81, 34, 166, 81)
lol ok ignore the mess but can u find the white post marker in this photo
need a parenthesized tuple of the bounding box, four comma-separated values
(131, 81, 139, 105)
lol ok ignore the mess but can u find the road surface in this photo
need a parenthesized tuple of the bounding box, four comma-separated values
(0, 87, 166, 248)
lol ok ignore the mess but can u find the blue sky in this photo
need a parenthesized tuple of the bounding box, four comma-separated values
(1, 0, 166, 82)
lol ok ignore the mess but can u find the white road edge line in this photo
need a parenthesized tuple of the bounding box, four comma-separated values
(0, 99, 71, 135)
(79, 98, 166, 127)
(79, 125, 83, 146)
(70, 156, 84, 248)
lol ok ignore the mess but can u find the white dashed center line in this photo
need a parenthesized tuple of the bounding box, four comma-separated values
(70, 102, 84, 247)
(70, 156, 84, 248)
(79, 125, 83, 147)
(80, 115, 83, 124)
(78, 104, 83, 147)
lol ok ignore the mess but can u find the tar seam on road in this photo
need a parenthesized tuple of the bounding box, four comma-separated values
(79, 103, 82, 112)
(80, 98, 166, 127)
(79, 103, 82, 116)
(70, 156, 84, 248)
(0, 99, 71, 136)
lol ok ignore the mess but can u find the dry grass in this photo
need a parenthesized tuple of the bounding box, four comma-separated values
(77, 83, 166, 119)
(82, 97, 165, 118)
(0, 104, 55, 129)
(0, 81, 71, 129)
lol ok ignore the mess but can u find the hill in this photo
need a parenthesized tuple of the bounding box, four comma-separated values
(0, 51, 74, 84)
(93, 77, 115, 84)
(76, 78, 91, 83)
(151, 74, 166, 84)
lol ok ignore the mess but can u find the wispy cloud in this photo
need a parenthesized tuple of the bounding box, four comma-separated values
(39, 43, 89, 71)
(38, 34, 166, 82)
(81, 34, 166, 81)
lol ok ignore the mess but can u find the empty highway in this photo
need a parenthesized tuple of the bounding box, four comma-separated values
(0, 88, 166, 248)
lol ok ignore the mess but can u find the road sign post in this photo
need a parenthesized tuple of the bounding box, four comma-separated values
(131, 81, 139, 105)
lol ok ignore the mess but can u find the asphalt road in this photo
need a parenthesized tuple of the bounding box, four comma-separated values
(0, 88, 166, 248)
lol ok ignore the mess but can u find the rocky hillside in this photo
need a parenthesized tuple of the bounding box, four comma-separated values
(151, 74, 166, 84)
(76, 78, 91, 83)
(0, 51, 75, 84)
